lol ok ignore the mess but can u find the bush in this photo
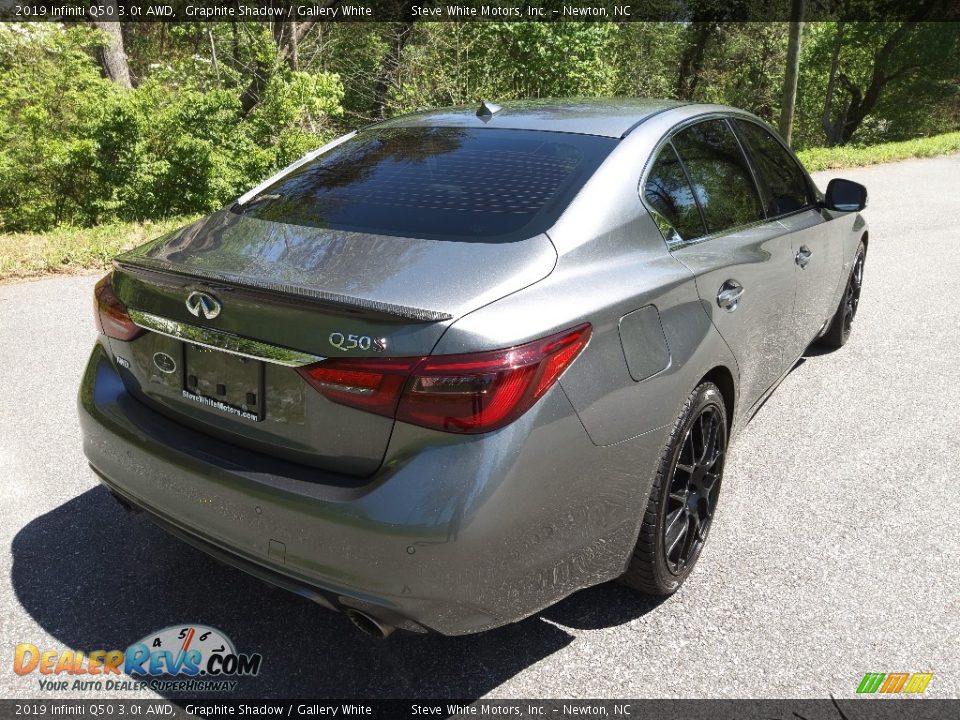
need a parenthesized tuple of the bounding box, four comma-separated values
(0, 24, 344, 233)
(0, 25, 118, 230)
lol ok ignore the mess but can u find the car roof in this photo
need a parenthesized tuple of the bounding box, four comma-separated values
(370, 98, 692, 139)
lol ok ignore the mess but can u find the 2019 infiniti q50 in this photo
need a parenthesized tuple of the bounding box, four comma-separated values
(79, 99, 868, 636)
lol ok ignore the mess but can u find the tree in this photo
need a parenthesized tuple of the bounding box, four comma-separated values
(820, 2, 955, 145)
(90, 0, 131, 89)
(779, 0, 804, 145)
(272, 20, 318, 71)
(370, 21, 415, 119)
(240, 18, 327, 114)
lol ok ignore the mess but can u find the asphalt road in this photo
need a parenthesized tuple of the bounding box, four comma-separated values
(1, 156, 958, 702)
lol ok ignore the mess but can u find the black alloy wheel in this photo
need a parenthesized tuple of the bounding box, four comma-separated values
(663, 404, 726, 575)
(819, 241, 866, 348)
(621, 382, 728, 595)
(842, 251, 865, 338)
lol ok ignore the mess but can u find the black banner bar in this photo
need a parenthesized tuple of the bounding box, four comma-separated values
(1, 0, 959, 23)
(2, 699, 959, 720)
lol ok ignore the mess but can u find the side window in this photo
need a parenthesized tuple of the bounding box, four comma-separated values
(643, 143, 706, 243)
(734, 119, 814, 217)
(671, 119, 764, 235)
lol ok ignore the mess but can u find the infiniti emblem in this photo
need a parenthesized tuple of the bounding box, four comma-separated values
(186, 291, 221, 320)
(152, 352, 177, 374)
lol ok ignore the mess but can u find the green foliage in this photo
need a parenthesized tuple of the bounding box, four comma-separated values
(795, 22, 960, 148)
(249, 71, 344, 166)
(0, 18, 957, 238)
(0, 23, 344, 232)
(0, 25, 118, 230)
(610, 23, 684, 98)
(392, 22, 618, 111)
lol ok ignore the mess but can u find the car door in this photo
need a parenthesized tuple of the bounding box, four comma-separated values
(732, 118, 843, 359)
(643, 117, 796, 411)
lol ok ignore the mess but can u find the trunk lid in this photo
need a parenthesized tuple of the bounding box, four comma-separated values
(108, 210, 557, 475)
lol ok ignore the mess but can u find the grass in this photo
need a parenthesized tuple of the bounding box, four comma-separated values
(0, 216, 197, 283)
(796, 131, 960, 171)
(2, 130, 959, 283)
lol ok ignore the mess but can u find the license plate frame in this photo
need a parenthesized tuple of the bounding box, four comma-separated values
(181, 343, 265, 422)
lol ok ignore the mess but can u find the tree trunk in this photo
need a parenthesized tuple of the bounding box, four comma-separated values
(370, 20, 416, 119)
(272, 21, 300, 71)
(676, 22, 715, 100)
(778, 0, 804, 146)
(91, 1, 131, 89)
(240, 60, 270, 115)
(820, 22, 845, 147)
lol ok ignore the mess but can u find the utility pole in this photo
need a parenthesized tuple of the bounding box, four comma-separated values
(779, 0, 805, 146)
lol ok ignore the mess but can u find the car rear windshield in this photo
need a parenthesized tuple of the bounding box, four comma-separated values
(235, 127, 618, 242)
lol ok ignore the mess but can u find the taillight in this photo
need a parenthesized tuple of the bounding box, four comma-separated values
(94, 272, 142, 341)
(297, 324, 591, 434)
(298, 356, 421, 418)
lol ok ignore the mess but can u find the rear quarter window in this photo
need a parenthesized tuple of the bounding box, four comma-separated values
(643, 143, 707, 243)
(235, 127, 618, 242)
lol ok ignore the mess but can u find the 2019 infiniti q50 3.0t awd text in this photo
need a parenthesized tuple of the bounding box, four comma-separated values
(79, 99, 868, 637)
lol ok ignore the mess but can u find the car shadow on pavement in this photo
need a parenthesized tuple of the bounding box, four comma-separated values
(11, 486, 665, 699)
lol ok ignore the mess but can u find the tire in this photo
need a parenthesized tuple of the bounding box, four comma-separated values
(621, 382, 728, 595)
(818, 242, 866, 349)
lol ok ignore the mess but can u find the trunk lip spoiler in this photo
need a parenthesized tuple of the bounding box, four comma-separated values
(128, 309, 326, 368)
(114, 259, 454, 323)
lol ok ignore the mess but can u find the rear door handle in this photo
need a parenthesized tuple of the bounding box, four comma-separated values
(796, 245, 813, 268)
(717, 280, 744, 311)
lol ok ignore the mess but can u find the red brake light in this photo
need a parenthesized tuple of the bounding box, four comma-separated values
(297, 324, 591, 434)
(94, 273, 142, 341)
(298, 356, 422, 418)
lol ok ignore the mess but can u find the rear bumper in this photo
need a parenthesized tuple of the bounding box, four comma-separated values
(79, 340, 663, 634)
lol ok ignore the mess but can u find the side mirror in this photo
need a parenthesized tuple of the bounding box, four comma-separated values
(824, 178, 867, 212)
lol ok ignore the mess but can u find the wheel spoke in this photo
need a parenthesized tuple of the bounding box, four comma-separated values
(699, 413, 716, 465)
(707, 483, 721, 515)
(665, 509, 687, 560)
(702, 469, 720, 491)
(705, 445, 724, 470)
(682, 513, 700, 560)
(706, 414, 720, 464)
(696, 515, 710, 542)
(693, 415, 703, 463)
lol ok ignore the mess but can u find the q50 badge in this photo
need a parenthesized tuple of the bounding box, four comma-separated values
(329, 332, 387, 353)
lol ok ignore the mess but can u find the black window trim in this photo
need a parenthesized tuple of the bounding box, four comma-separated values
(639, 111, 812, 249)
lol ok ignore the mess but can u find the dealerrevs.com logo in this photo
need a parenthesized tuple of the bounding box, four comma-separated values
(14, 625, 262, 693)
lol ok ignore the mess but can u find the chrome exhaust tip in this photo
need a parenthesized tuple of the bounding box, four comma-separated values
(345, 609, 394, 639)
